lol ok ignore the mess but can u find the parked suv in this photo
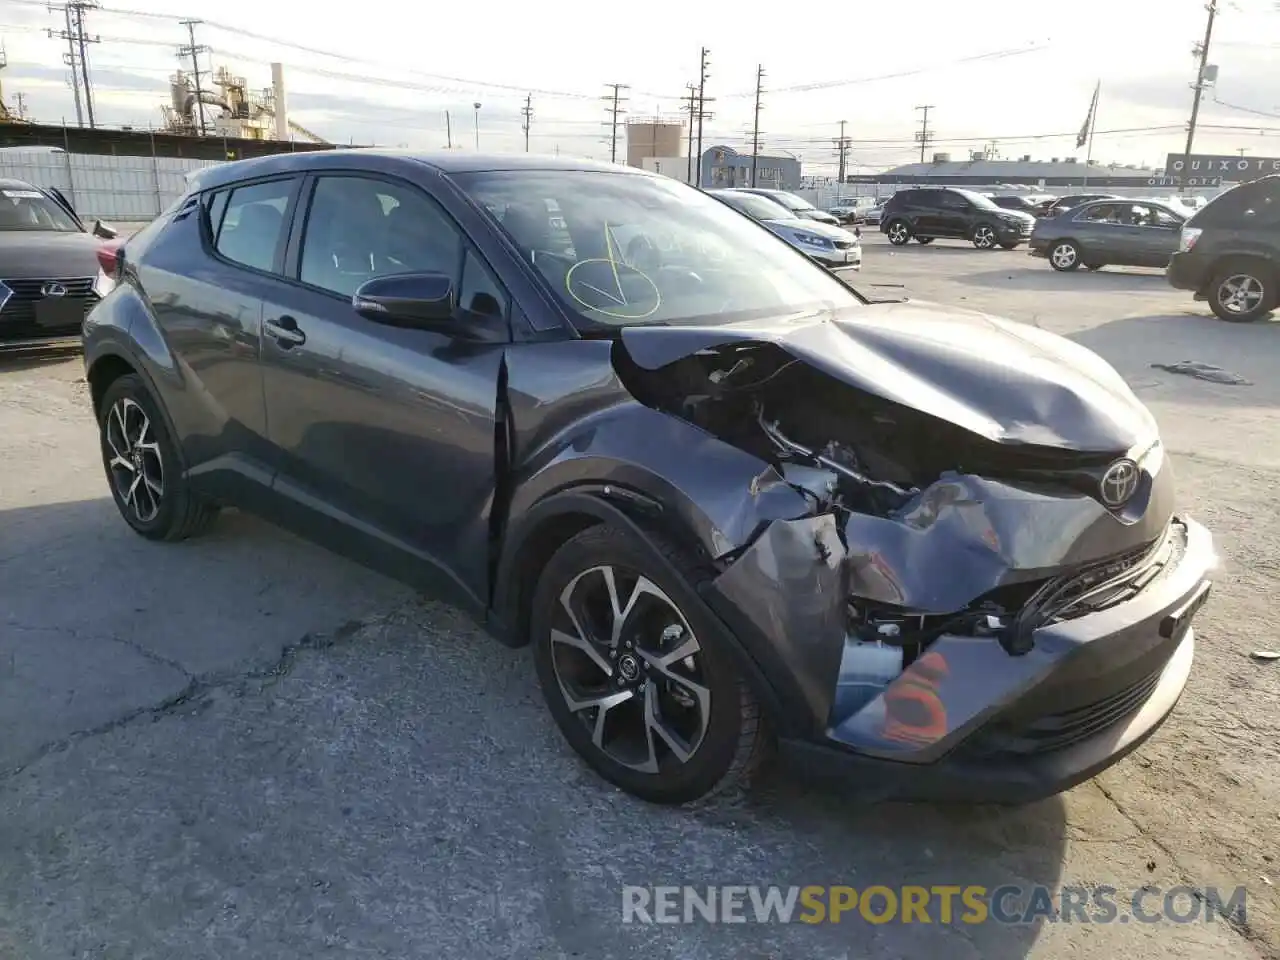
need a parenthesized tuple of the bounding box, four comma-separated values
(879, 187, 1035, 249)
(1167, 175, 1280, 323)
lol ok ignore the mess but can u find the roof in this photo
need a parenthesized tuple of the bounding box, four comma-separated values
(188, 149, 651, 192)
(701, 144, 799, 164)
(881, 159, 1157, 180)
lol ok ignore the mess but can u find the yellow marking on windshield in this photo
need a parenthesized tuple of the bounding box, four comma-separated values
(604, 222, 624, 295)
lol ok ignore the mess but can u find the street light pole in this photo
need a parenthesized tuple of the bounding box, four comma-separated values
(473, 101, 481, 150)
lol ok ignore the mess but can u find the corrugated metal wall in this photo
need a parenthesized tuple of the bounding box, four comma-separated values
(0, 151, 221, 222)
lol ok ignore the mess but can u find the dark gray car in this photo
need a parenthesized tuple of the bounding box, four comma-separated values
(1029, 199, 1186, 272)
(0, 177, 119, 349)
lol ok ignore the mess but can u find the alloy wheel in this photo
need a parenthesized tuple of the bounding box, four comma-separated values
(1217, 274, 1265, 316)
(1052, 243, 1078, 270)
(887, 222, 909, 244)
(973, 226, 996, 249)
(104, 396, 165, 524)
(549, 564, 710, 774)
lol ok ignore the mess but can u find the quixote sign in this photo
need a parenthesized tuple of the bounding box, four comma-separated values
(1165, 153, 1280, 179)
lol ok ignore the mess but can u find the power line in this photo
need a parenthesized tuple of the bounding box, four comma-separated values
(750, 64, 764, 187)
(1179, 0, 1219, 193)
(601, 82, 628, 163)
(914, 104, 935, 162)
(177, 18, 207, 136)
(520, 92, 532, 152)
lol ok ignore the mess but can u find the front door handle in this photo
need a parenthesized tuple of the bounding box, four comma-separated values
(265, 315, 306, 348)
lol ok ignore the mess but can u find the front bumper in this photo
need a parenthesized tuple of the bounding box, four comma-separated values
(726, 514, 1215, 804)
(813, 248, 862, 269)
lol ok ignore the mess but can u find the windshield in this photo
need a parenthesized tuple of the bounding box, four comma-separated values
(0, 187, 79, 232)
(952, 188, 1001, 211)
(765, 191, 815, 212)
(717, 191, 794, 221)
(455, 170, 860, 329)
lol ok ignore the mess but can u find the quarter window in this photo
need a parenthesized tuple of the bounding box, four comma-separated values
(214, 179, 294, 273)
(299, 175, 462, 298)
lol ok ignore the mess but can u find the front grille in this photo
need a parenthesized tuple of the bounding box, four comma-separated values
(973, 668, 1163, 757)
(1033, 523, 1179, 624)
(0, 276, 97, 341)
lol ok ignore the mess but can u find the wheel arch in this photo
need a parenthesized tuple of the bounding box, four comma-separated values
(487, 488, 792, 734)
(87, 351, 137, 417)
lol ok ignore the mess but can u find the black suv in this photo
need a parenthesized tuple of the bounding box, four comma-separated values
(879, 187, 1035, 249)
(1166, 175, 1280, 323)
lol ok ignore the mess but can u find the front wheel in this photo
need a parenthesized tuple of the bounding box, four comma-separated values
(531, 525, 768, 804)
(1050, 240, 1082, 271)
(98, 373, 219, 541)
(885, 219, 911, 245)
(972, 224, 998, 249)
(1210, 262, 1276, 322)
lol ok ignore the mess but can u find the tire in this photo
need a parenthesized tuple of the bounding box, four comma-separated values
(1049, 240, 1082, 271)
(531, 524, 768, 805)
(885, 219, 911, 245)
(1208, 259, 1277, 323)
(915, 237, 934, 245)
(98, 373, 219, 541)
(972, 224, 999, 249)
(1000, 241, 1021, 250)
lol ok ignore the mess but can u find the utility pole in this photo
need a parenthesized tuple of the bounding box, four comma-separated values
(445, 110, 452, 148)
(521, 93, 533, 152)
(1178, 0, 1218, 194)
(15, 91, 26, 120)
(914, 105, 934, 163)
(48, 2, 99, 127)
(833, 120, 851, 186)
(695, 47, 713, 187)
(750, 64, 765, 187)
(602, 83, 629, 163)
(178, 19, 208, 136)
(683, 83, 698, 184)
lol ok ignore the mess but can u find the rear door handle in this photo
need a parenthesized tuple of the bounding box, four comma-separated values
(265, 315, 306, 348)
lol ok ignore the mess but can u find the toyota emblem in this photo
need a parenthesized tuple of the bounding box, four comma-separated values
(41, 281, 67, 298)
(1100, 459, 1139, 508)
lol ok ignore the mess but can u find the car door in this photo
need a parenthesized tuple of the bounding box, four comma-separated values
(258, 171, 511, 608)
(1069, 203, 1126, 261)
(1133, 203, 1184, 266)
(911, 191, 947, 235)
(135, 174, 301, 503)
(933, 191, 971, 237)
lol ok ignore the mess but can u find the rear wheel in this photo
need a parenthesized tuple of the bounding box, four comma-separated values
(885, 220, 911, 245)
(972, 224, 998, 249)
(1050, 240, 1082, 271)
(1209, 260, 1276, 322)
(98, 373, 219, 541)
(530, 525, 768, 804)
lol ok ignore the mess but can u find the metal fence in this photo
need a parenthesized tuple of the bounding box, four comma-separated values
(0, 149, 220, 223)
(795, 182, 1228, 211)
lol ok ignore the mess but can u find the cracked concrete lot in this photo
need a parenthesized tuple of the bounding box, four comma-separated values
(1, 235, 1276, 959)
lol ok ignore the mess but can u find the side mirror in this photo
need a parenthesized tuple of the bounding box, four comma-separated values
(352, 272, 455, 327)
(92, 220, 118, 240)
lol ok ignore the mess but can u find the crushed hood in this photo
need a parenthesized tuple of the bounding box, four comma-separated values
(619, 301, 1157, 452)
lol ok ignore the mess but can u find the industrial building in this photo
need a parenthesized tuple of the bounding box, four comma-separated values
(626, 117, 694, 183)
(858, 152, 1165, 189)
(699, 145, 801, 190)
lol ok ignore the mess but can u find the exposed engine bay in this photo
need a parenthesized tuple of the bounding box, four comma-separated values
(615, 338, 1175, 723)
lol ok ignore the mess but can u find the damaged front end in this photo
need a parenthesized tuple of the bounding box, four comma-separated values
(615, 314, 1215, 797)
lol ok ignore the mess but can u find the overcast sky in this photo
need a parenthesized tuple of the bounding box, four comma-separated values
(2, 0, 1279, 173)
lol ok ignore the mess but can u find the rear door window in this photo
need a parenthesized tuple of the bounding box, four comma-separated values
(213, 178, 296, 273)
